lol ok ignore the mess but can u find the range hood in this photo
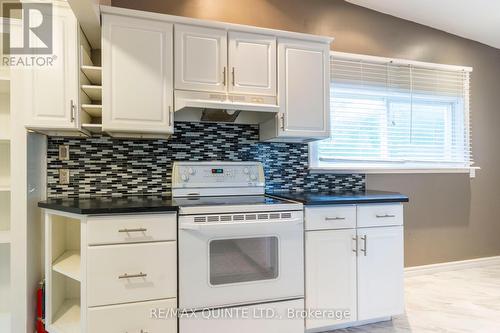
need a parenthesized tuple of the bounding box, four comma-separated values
(174, 90, 279, 124)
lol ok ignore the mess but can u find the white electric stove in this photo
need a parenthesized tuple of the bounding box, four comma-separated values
(172, 161, 305, 333)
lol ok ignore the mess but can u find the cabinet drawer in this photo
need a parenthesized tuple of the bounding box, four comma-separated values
(87, 213, 176, 245)
(87, 242, 177, 307)
(305, 205, 356, 230)
(88, 298, 177, 333)
(357, 204, 403, 228)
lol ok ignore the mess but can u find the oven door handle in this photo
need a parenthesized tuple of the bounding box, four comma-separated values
(179, 219, 302, 231)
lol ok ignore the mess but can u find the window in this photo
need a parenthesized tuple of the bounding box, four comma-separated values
(310, 52, 473, 173)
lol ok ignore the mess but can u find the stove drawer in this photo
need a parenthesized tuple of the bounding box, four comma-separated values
(87, 213, 176, 245)
(87, 242, 177, 307)
(88, 298, 177, 333)
(305, 205, 356, 230)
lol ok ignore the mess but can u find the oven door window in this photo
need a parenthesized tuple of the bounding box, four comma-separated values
(209, 237, 279, 286)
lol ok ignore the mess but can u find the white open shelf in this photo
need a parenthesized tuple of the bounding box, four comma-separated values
(81, 66, 102, 85)
(81, 123, 102, 134)
(51, 298, 80, 333)
(81, 85, 102, 101)
(0, 186, 10, 192)
(0, 79, 9, 94)
(0, 143, 10, 197)
(81, 104, 102, 118)
(0, 231, 10, 244)
(0, 312, 10, 333)
(52, 251, 81, 282)
(0, 244, 11, 326)
(0, 86, 10, 142)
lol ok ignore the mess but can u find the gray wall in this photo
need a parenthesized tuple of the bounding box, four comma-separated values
(111, 0, 500, 267)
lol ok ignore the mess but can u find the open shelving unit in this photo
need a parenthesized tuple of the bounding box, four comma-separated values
(1, 16, 47, 333)
(79, 28, 102, 134)
(46, 214, 83, 333)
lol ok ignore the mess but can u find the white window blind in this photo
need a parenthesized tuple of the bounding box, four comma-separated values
(313, 53, 473, 171)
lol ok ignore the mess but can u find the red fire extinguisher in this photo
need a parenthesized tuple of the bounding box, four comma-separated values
(36, 280, 47, 333)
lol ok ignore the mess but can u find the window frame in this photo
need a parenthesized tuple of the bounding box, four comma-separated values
(309, 51, 476, 176)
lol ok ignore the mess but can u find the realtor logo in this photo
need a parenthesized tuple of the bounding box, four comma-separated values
(2, 2, 53, 55)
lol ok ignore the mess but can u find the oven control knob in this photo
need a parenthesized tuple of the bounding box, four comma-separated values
(188, 168, 195, 175)
(181, 174, 189, 182)
(250, 174, 257, 181)
(243, 168, 249, 174)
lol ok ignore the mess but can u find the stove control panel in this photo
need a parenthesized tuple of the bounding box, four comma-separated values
(172, 161, 265, 191)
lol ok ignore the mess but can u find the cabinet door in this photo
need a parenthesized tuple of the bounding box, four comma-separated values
(277, 39, 330, 138)
(24, 4, 79, 130)
(357, 226, 404, 321)
(305, 229, 357, 329)
(102, 14, 173, 135)
(175, 24, 227, 93)
(228, 31, 276, 96)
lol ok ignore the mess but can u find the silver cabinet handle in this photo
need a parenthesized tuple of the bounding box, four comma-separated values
(360, 235, 367, 256)
(118, 272, 147, 279)
(118, 228, 147, 233)
(232, 67, 235, 86)
(376, 214, 396, 218)
(352, 236, 358, 255)
(168, 106, 172, 126)
(223, 67, 227, 86)
(325, 217, 346, 221)
(280, 114, 285, 130)
(70, 99, 75, 122)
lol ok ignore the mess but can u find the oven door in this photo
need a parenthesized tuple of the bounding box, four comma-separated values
(178, 211, 304, 310)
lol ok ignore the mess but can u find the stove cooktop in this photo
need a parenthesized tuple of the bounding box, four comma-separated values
(173, 195, 303, 215)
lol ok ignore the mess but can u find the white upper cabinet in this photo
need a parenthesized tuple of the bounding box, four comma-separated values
(228, 32, 276, 96)
(305, 229, 357, 329)
(24, 4, 79, 130)
(277, 38, 330, 139)
(357, 226, 405, 321)
(102, 14, 174, 137)
(175, 25, 227, 93)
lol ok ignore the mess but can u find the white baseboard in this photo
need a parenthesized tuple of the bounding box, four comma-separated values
(405, 255, 500, 277)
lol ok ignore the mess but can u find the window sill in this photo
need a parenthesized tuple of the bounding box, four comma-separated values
(309, 166, 480, 177)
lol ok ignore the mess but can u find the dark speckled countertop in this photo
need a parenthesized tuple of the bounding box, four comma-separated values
(38, 195, 179, 215)
(268, 190, 409, 205)
(39, 190, 409, 215)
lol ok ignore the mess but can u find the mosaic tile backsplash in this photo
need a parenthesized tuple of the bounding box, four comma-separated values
(47, 122, 365, 198)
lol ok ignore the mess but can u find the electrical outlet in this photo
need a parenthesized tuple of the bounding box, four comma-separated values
(59, 145, 70, 160)
(59, 169, 70, 185)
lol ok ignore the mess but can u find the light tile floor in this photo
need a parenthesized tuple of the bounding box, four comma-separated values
(331, 264, 500, 333)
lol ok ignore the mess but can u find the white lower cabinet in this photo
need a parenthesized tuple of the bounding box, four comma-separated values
(305, 229, 357, 329)
(305, 204, 405, 332)
(357, 226, 404, 321)
(88, 298, 177, 333)
(43, 212, 177, 333)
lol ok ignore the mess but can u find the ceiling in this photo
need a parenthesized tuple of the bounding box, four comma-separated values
(345, 0, 500, 49)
